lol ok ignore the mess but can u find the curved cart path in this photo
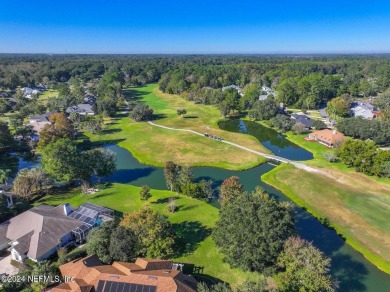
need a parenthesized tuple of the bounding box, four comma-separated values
(147, 121, 333, 178)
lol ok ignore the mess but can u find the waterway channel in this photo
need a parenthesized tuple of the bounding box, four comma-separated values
(3, 126, 390, 290)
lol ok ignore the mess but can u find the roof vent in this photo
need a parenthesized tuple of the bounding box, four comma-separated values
(148, 276, 158, 280)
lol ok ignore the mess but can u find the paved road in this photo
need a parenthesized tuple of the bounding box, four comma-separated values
(147, 121, 334, 178)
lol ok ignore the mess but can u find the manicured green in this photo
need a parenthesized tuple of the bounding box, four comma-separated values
(38, 90, 59, 105)
(86, 84, 267, 170)
(35, 183, 262, 286)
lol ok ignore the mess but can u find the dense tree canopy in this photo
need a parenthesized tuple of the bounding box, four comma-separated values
(242, 83, 262, 109)
(0, 121, 13, 151)
(268, 114, 296, 132)
(12, 168, 52, 199)
(213, 190, 295, 272)
(87, 220, 118, 264)
(41, 139, 81, 182)
(130, 103, 154, 121)
(219, 176, 244, 207)
(120, 208, 175, 258)
(248, 99, 279, 121)
(339, 139, 390, 177)
(38, 112, 74, 148)
(326, 95, 351, 117)
(276, 237, 338, 292)
(337, 117, 390, 145)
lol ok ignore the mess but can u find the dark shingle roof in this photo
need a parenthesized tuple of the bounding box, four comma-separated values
(291, 114, 313, 128)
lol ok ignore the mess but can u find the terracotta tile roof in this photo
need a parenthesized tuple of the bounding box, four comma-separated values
(135, 258, 173, 271)
(53, 255, 198, 292)
(309, 129, 345, 144)
(59, 255, 102, 279)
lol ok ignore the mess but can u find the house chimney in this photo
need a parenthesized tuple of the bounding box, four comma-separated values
(64, 203, 71, 216)
(333, 130, 337, 135)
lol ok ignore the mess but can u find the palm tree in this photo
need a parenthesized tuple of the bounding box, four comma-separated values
(0, 169, 11, 186)
(31, 261, 56, 290)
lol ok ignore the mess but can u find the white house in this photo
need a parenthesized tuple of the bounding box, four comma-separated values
(350, 101, 376, 119)
(22, 87, 39, 99)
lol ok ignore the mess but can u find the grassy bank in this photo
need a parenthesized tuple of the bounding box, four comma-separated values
(35, 183, 262, 287)
(86, 84, 267, 170)
(262, 163, 390, 274)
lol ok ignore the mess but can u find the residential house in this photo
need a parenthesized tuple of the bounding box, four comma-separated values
(66, 104, 95, 116)
(84, 93, 97, 105)
(350, 101, 376, 119)
(22, 87, 39, 99)
(222, 85, 243, 96)
(259, 85, 277, 100)
(28, 111, 58, 136)
(291, 113, 314, 129)
(261, 85, 273, 94)
(52, 255, 198, 292)
(35, 83, 48, 92)
(259, 94, 268, 101)
(307, 129, 345, 148)
(0, 203, 113, 262)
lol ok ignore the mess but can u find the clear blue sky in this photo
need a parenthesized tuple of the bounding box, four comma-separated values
(1, 0, 390, 54)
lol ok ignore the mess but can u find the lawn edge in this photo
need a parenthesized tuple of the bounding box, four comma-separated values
(261, 164, 390, 275)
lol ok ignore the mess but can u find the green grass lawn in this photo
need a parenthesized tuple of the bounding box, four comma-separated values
(86, 84, 267, 170)
(262, 164, 390, 274)
(38, 90, 58, 105)
(255, 120, 390, 273)
(35, 183, 262, 287)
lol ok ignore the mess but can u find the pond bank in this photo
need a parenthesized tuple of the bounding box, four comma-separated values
(262, 163, 390, 276)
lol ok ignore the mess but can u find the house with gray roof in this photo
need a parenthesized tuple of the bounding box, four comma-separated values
(350, 101, 376, 119)
(0, 203, 113, 262)
(29, 111, 57, 123)
(259, 85, 277, 100)
(28, 111, 58, 136)
(22, 87, 39, 99)
(84, 93, 97, 105)
(66, 103, 95, 115)
(291, 113, 314, 129)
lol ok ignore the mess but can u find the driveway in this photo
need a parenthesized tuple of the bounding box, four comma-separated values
(0, 253, 19, 276)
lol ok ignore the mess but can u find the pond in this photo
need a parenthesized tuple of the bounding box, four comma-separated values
(107, 144, 390, 292)
(218, 119, 313, 161)
(0, 152, 40, 183)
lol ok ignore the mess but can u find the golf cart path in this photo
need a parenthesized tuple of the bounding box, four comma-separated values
(147, 121, 333, 178)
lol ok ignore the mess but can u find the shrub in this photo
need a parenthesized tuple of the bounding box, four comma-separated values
(177, 109, 187, 116)
(139, 185, 152, 201)
(292, 122, 308, 134)
(131, 103, 154, 121)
